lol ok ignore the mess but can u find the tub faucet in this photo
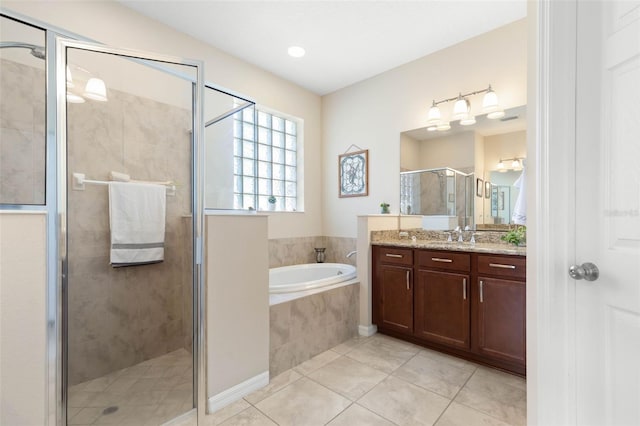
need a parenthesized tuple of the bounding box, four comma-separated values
(346, 250, 357, 258)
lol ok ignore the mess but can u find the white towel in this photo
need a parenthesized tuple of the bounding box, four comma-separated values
(108, 182, 166, 267)
(512, 168, 526, 225)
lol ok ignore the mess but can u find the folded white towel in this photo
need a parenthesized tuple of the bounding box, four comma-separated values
(512, 168, 526, 225)
(108, 182, 166, 267)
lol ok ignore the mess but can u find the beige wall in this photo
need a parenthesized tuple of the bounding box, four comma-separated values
(0, 212, 47, 426)
(4, 0, 323, 239)
(483, 130, 527, 173)
(323, 19, 527, 237)
(206, 214, 269, 403)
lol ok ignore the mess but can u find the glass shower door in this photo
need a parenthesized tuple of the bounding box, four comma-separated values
(56, 38, 204, 426)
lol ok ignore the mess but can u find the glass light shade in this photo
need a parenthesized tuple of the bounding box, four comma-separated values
(427, 126, 437, 132)
(426, 103, 441, 125)
(436, 122, 451, 132)
(452, 97, 470, 120)
(482, 88, 499, 112)
(460, 114, 476, 126)
(512, 159, 522, 170)
(487, 109, 505, 119)
(83, 78, 108, 101)
(66, 92, 85, 104)
(497, 161, 505, 170)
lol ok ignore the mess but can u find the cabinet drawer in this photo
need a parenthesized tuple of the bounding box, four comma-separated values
(477, 255, 526, 280)
(376, 246, 413, 266)
(416, 250, 470, 272)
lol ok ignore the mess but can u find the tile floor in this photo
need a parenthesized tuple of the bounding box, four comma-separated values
(67, 348, 193, 425)
(174, 333, 527, 426)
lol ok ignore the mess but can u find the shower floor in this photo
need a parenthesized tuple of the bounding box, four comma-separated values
(67, 348, 193, 425)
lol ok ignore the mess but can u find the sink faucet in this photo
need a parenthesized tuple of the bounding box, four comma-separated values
(346, 250, 357, 258)
(457, 231, 464, 243)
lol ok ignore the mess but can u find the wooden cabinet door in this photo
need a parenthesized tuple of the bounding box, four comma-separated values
(377, 264, 413, 334)
(475, 277, 526, 364)
(414, 269, 470, 349)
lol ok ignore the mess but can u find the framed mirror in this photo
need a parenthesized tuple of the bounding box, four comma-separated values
(400, 105, 527, 230)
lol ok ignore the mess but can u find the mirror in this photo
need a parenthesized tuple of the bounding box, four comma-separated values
(400, 105, 526, 229)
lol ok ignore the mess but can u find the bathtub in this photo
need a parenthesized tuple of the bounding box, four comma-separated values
(269, 263, 357, 293)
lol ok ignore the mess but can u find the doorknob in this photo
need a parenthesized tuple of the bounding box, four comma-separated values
(569, 262, 599, 281)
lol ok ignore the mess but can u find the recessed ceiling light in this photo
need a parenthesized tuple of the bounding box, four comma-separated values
(287, 46, 305, 58)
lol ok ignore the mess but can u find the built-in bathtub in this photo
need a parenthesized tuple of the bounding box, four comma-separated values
(269, 263, 357, 306)
(268, 263, 359, 376)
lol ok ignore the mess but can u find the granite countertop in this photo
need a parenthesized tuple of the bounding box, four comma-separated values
(372, 239, 526, 256)
(371, 229, 526, 256)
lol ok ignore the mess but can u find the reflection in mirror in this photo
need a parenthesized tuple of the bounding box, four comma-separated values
(400, 167, 474, 230)
(400, 105, 526, 230)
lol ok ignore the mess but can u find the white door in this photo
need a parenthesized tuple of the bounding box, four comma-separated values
(575, 1, 640, 425)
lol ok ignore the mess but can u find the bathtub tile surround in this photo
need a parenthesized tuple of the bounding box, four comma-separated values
(67, 84, 193, 385)
(194, 334, 525, 426)
(268, 236, 357, 268)
(269, 283, 359, 377)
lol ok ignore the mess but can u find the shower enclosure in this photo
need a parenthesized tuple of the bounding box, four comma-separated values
(0, 10, 221, 425)
(400, 167, 475, 229)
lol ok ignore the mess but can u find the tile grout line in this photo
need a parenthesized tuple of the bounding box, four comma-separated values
(431, 365, 478, 426)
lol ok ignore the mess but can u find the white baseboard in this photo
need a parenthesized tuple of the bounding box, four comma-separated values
(358, 324, 377, 336)
(207, 371, 269, 414)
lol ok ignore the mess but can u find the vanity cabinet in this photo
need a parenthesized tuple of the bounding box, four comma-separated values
(372, 246, 414, 335)
(474, 255, 526, 365)
(414, 251, 470, 349)
(372, 245, 526, 375)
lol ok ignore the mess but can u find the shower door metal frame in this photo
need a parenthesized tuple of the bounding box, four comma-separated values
(54, 37, 205, 426)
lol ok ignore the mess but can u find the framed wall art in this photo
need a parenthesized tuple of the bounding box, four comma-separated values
(338, 149, 369, 198)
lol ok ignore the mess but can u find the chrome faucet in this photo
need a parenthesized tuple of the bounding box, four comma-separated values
(346, 250, 357, 258)
(457, 232, 464, 243)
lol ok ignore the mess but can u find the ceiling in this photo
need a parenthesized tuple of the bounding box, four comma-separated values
(119, 1, 527, 95)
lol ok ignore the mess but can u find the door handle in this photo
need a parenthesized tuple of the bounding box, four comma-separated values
(569, 262, 599, 281)
(406, 270, 410, 290)
(479, 280, 484, 303)
(386, 253, 403, 258)
(462, 278, 467, 300)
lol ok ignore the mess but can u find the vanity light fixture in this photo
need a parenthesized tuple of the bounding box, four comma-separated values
(496, 157, 524, 172)
(67, 65, 109, 103)
(426, 84, 505, 131)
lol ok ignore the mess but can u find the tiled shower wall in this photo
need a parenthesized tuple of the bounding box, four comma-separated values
(268, 236, 357, 268)
(0, 59, 45, 204)
(66, 81, 193, 384)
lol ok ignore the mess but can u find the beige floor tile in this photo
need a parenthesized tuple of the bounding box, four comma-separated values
(435, 402, 512, 426)
(455, 369, 527, 426)
(359, 376, 451, 426)
(204, 399, 251, 425)
(326, 403, 395, 426)
(293, 349, 341, 375)
(473, 366, 526, 391)
(103, 375, 138, 393)
(244, 369, 302, 405)
(308, 356, 388, 400)
(331, 335, 372, 355)
(66, 406, 83, 419)
(255, 377, 351, 426)
(218, 407, 278, 426)
(393, 351, 476, 398)
(345, 334, 420, 374)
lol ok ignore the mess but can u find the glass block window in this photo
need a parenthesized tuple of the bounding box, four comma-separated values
(234, 107, 299, 211)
